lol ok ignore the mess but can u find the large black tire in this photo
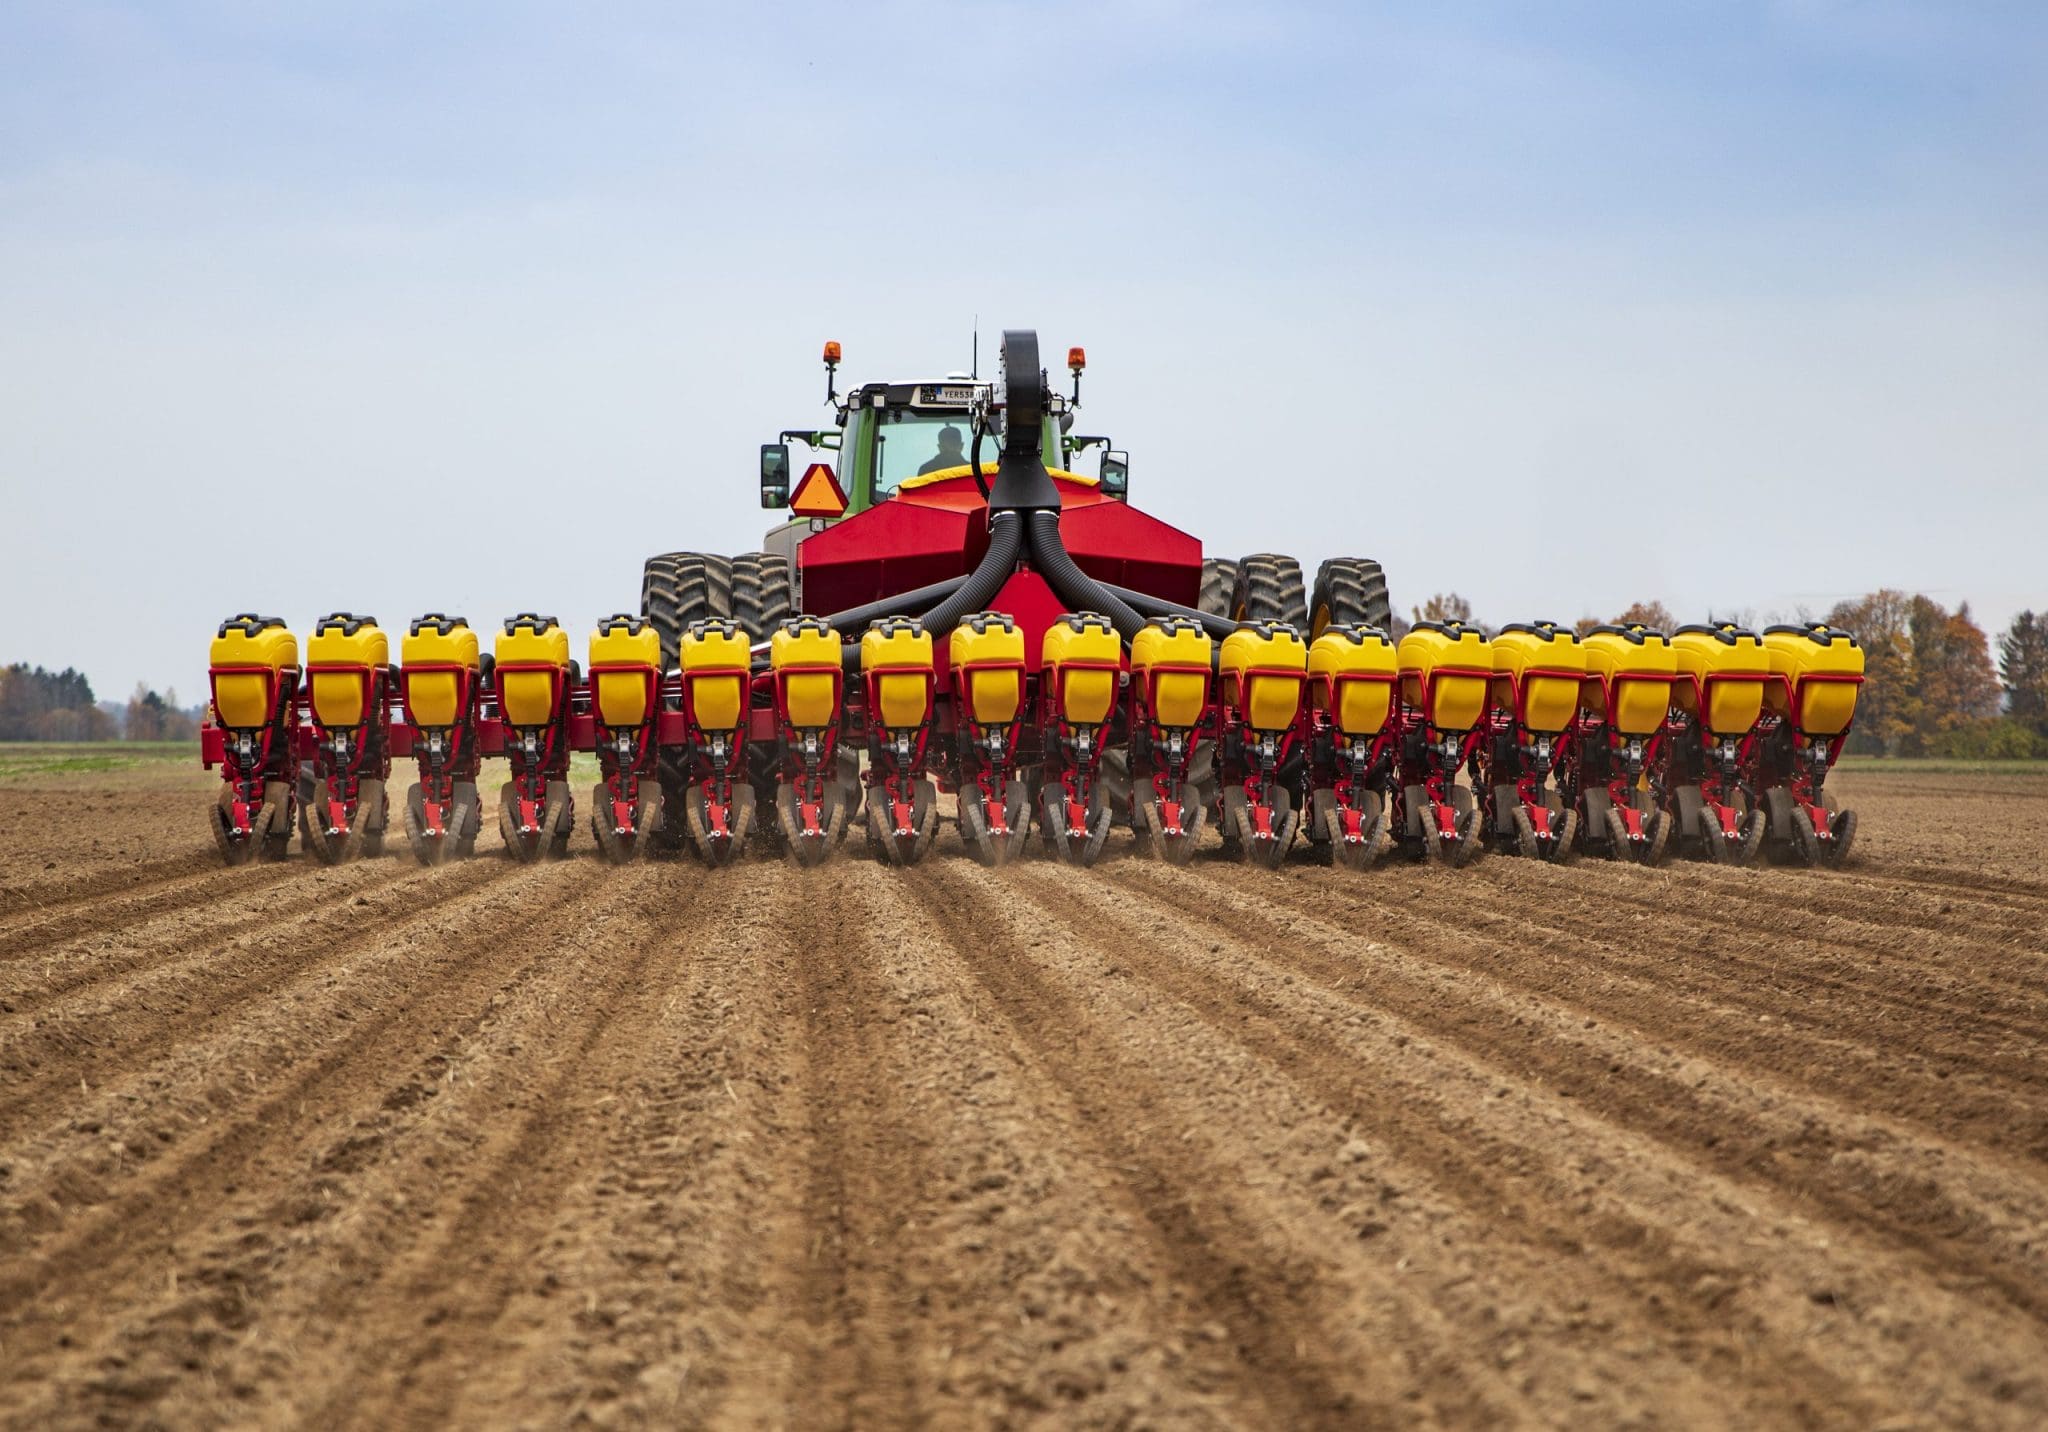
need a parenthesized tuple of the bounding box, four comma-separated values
(1198, 557, 1238, 619)
(641, 552, 732, 668)
(1310, 557, 1394, 637)
(1231, 554, 1309, 629)
(731, 551, 795, 642)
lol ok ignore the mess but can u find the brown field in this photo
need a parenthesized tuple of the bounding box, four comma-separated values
(2, 755, 2046, 1429)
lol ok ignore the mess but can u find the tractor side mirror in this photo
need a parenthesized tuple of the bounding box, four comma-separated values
(760, 443, 791, 508)
(1100, 450, 1130, 500)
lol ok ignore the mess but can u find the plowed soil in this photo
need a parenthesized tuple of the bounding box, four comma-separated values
(4, 761, 2047, 1429)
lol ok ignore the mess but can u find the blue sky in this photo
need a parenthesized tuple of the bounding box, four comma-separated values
(2, 0, 2043, 700)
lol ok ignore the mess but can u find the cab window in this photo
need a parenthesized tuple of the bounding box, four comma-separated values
(872, 411, 990, 496)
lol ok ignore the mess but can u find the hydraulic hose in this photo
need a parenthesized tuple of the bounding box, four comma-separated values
(1098, 581, 1238, 640)
(755, 574, 971, 674)
(967, 418, 991, 504)
(819, 574, 969, 636)
(922, 509, 1025, 636)
(1023, 510, 1147, 641)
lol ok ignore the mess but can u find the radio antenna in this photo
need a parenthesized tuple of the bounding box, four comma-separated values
(971, 315, 979, 380)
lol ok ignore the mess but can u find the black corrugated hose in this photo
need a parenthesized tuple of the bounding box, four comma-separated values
(1023, 510, 1147, 640)
(919, 509, 1025, 636)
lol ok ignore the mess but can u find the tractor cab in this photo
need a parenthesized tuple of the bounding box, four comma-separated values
(757, 344, 1129, 543)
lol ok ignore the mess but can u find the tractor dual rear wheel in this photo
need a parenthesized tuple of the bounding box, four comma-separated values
(1311, 557, 1394, 636)
(1231, 554, 1309, 630)
(642, 552, 733, 668)
(731, 551, 795, 643)
(1199, 558, 1238, 619)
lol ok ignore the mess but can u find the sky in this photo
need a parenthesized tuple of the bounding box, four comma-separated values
(2, 0, 2044, 703)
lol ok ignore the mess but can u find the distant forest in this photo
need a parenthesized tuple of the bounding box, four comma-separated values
(0, 664, 199, 742)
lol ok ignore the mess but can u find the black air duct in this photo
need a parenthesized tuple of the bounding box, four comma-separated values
(985, 330, 1064, 512)
(1023, 511, 1146, 640)
(917, 509, 1025, 637)
(820, 574, 969, 636)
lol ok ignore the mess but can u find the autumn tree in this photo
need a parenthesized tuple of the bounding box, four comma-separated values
(1894, 598, 2000, 756)
(2000, 611, 2048, 733)
(1825, 590, 1913, 755)
(1611, 601, 1678, 633)
(126, 684, 166, 741)
(123, 684, 196, 743)
(1410, 592, 1477, 629)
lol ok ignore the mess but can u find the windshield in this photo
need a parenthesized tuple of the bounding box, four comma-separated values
(872, 410, 990, 496)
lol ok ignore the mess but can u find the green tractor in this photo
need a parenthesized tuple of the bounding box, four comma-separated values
(640, 339, 1391, 665)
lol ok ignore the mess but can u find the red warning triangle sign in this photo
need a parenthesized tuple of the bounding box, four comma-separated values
(790, 462, 848, 518)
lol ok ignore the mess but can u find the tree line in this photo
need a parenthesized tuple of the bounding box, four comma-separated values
(1405, 593, 2048, 759)
(0, 665, 199, 742)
